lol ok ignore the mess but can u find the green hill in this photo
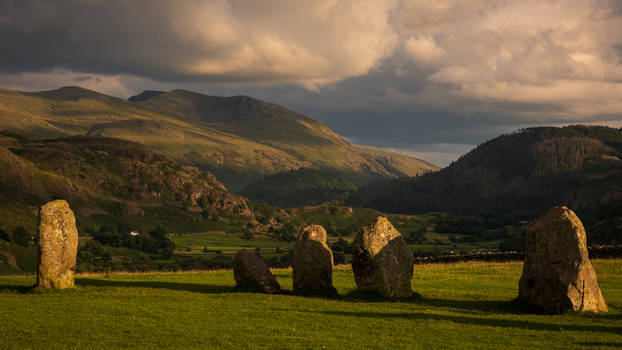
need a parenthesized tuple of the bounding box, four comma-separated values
(0, 132, 253, 234)
(0, 86, 436, 191)
(240, 168, 358, 208)
(347, 125, 622, 244)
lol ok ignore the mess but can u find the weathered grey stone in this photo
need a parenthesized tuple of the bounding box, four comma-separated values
(233, 250, 281, 294)
(352, 216, 414, 298)
(293, 225, 336, 296)
(519, 206, 608, 313)
(36, 200, 79, 289)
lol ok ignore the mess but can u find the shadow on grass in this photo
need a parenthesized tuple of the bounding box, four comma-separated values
(76, 278, 232, 294)
(574, 342, 622, 347)
(338, 290, 516, 313)
(317, 310, 622, 335)
(0, 284, 36, 293)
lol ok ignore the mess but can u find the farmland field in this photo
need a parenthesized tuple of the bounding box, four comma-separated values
(1, 260, 620, 349)
(171, 231, 293, 258)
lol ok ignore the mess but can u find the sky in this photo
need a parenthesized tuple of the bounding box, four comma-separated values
(1, 0, 622, 166)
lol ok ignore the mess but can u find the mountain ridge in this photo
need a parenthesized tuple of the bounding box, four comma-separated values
(0, 86, 437, 191)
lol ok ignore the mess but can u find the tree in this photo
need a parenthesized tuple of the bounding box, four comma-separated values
(12, 226, 33, 247)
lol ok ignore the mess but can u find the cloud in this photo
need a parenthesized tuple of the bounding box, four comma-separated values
(404, 35, 446, 64)
(0, 0, 398, 88)
(397, 0, 622, 119)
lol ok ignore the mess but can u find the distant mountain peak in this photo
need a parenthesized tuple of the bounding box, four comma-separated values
(128, 90, 165, 102)
(26, 85, 114, 102)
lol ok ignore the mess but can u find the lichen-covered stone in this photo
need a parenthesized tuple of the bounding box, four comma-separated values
(36, 200, 79, 289)
(352, 217, 414, 298)
(293, 225, 336, 296)
(233, 250, 281, 294)
(519, 206, 608, 313)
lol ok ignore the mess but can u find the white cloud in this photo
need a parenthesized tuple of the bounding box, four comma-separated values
(397, 0, 622, 119)
(404, 35, 446, 64)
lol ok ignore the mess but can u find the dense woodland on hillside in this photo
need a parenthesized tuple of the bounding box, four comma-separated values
(240, 168, 358, 207)
(347, 126, 622, 245)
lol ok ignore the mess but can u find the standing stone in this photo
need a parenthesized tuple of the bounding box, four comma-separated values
(233, 250, 281, 294)
(36, 200, 79, 289)
(352, 217, 414, 298)
(519, 206, 607, 313)
(293, 225, 336, 296)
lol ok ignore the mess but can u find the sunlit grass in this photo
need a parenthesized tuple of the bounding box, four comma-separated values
(1, 260, 620, 349)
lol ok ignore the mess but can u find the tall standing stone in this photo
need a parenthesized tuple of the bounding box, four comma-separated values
(233, 250, 281, 294)
(352, 217, 414, 298)
(36, 200, 79, 289)
(519, 206, 607, 313)
(293, 225, 336, 296)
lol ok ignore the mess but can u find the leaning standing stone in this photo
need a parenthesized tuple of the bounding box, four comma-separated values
(518, 206, 608, 313)
(352, 216, 414, 298)
(293, 225, 336, 296)
(36, 200, 79, 289)
(233, 250, 281, 294)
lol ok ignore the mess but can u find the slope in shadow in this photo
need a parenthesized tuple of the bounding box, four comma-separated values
(76, 278, 232, 294)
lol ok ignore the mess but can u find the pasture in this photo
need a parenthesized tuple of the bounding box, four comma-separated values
(0, 260, 620, 349)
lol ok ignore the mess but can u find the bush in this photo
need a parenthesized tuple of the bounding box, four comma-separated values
(12, 226, 33, 247)
(0, 228, 11, 242)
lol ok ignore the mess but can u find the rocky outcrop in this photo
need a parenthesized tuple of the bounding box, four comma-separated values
(233, 250, 281, 294)
(352, 217, 414, 298)
(36, 200, 79, 289)
(293, 225, 336, 296)
(519, 206, 608, 313)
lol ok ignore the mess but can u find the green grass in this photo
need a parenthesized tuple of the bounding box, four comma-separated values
(0, 260, 620, 349)
(171, 231, 292, 256)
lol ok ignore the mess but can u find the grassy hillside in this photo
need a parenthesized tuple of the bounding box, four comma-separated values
(0, 86, 435, 191)
(0, 132, 253, 234)
(0, 260, 620, 349)
(348, 126, 622, 244)
(240, 168, 358, 207)
(0, 240, 36, 275)
(355, 144, 438, 177)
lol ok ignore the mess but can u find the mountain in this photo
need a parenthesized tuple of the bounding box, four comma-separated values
(0, 86, 436, 191)
(0, 131, 253, 234)
(128, 90, 165, 102)
(347, 125, 622, 244)
(354, 145, 438, 178)
(240, 168, 358, 208)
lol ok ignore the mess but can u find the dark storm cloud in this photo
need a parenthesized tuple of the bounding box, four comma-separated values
(0, 0, 398, 87)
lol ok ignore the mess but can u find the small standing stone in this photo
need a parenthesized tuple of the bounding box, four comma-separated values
(352, 216, 414, 298)
(293, 225, 336, 296)
(518, 206, 608, 313)
(233, 250, 281, 294)
(36, 200, 79, 289)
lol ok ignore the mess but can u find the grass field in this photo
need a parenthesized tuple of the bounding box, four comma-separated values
(1, 260, 620, 349)
(171, 231, 292, 258)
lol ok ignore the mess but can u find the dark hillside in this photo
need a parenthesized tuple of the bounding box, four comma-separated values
(240, 168, 357, 208)
(347, 126, 622, 244)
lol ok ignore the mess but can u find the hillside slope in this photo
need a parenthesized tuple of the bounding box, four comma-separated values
(347, 126, 622, 243)
(240, 168, 358, 208)
(0, 132, 253, 233)
(0, 86, 436, 191)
